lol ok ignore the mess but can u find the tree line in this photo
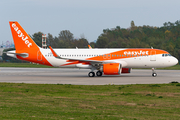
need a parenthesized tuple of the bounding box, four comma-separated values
(95, 20, 180, 61)
(3, 20, 180, 62)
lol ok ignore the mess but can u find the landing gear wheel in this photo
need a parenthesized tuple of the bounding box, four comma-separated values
(152, 68, 157, 77)
(96, 71, 102, 77)
(152, 73, 157, 77)
(88, 72, 95, 77)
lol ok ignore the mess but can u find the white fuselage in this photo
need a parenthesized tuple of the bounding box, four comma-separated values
(38, 48, 178, 69)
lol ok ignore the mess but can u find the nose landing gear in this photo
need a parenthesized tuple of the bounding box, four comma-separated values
(152, 68, 157, 77)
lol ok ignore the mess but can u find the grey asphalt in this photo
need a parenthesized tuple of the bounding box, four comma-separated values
(0, 67, 179, 85)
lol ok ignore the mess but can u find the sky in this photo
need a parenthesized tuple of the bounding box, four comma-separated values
(0, 0, 180, 46)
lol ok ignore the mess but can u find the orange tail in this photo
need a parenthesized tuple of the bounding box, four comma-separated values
(9, 21, 39, 52)
(9, 21, 52, 66)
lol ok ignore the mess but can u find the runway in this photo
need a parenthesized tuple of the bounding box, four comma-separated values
(0, 67, 180, 85)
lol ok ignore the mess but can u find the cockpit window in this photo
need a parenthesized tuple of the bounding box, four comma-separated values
(162, 54, 171, 57)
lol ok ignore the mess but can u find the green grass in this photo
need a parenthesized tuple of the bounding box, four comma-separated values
(157, 65, 180, 70)
(0, 83, 180, 119)
(0, 63, 52, 68)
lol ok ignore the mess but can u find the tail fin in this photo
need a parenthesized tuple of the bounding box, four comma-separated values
(9, 21, 39, 52)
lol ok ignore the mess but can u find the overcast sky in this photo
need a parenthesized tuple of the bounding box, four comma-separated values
(0, 0, 180, 46)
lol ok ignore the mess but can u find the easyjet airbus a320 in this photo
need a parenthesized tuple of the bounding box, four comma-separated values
(7, 21, 178, 77)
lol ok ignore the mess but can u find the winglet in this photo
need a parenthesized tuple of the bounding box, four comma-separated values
(49, 46, 61, 58)
(88, 45, 92, 49)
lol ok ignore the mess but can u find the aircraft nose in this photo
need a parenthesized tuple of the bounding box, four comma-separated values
(172, 57, 178, 65)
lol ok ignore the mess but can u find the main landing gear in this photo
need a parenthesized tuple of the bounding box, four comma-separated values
(88, 71, 103, 77)
(152, 68, 157, 77)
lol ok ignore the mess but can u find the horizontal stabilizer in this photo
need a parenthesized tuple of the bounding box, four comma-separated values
(6, 52, 29, 58)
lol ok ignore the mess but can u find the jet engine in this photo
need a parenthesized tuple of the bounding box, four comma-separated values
(100, 63, 131, 75)
(102, 63, 121, 75)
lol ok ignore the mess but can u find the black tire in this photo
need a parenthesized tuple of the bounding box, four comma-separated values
(152, 73, 157, 77)
(96, 71, 102, 77)
(88, 72, 95, 77)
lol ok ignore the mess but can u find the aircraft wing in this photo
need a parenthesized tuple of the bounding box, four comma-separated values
(49, 46, 114, 64)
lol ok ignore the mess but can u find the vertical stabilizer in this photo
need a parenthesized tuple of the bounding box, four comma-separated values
(9, 21, 39, 52)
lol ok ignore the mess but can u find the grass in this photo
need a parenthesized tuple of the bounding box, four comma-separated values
(0, 63, 180, 70)
(157, 65, 180, 70)
(0, 83, 180, 119)
(0, 62, 52, 68)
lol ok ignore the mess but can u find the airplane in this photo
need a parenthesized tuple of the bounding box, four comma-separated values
(7, 21, 178, 77)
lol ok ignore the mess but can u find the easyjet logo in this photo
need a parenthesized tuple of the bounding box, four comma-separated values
(124, 51, 149, 55)
(12, 23, 32, 48)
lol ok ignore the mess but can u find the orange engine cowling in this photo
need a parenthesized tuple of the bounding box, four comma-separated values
(121, 68, 131, 73)
(103, 63, 121, 75)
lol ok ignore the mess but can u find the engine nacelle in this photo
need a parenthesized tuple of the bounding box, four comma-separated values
(102, 63, 121, 75)
(121, 68, 131, 73)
